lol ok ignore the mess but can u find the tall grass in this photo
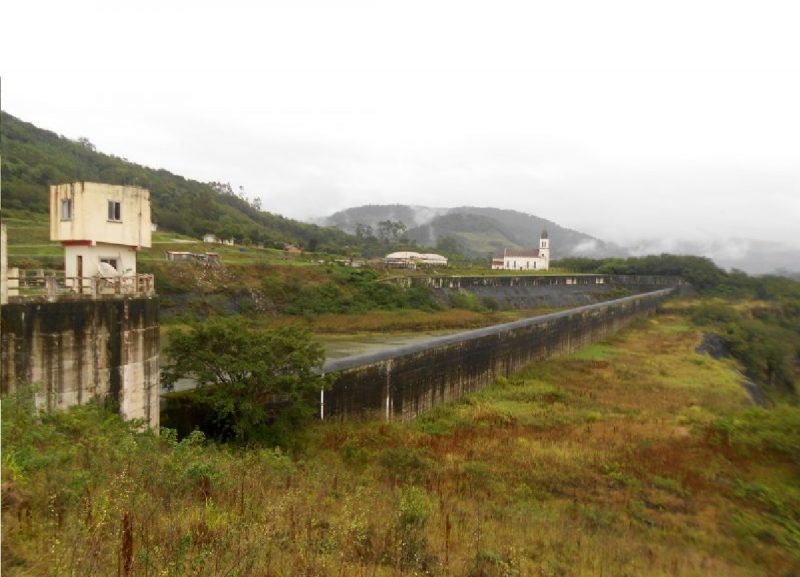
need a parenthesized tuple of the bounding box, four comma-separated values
(3, 314, 799, 576)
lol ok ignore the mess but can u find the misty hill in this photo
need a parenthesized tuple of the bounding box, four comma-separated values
(0, 111, 357, 253)
(627, 237, 800, 277)
(323, 204, 626, 259)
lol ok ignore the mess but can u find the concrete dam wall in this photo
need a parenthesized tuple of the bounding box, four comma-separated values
(0, 297, 160, 428)
(396, 274, 683, 309)
(323, 288, 672, 421)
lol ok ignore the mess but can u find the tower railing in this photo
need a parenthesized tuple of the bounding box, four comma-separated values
(4, 268, 155, 301)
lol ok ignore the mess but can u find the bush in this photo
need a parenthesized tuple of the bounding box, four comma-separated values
(378, 446, 434, 484)
(450, 290, 484, 312)
(708, 405, 800, 463)
(481, 296, 501, 311)
(162, 317, 328, 445)
(395, 486, 434, 569)
(273, 265, 441, 315)
(692, 302, 798, 393)
(467, 549, 520, 577)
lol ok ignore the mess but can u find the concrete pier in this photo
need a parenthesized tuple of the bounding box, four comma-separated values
(1, 297, 161, 428)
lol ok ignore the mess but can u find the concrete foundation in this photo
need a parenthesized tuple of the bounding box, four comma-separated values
(323, 288, 672, 421)
(0, 297, 160, 428)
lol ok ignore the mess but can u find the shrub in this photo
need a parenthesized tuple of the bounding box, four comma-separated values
(450, 290, 484, 312)
(162, 317, 328, 445)
(692, 302, 798, 393)
(378, 446, 434, 485)
(270, 265, 441, 315)
(467, 549, 520, 577)
(708, 405, 800, 463)
(395, 486, 434, 569)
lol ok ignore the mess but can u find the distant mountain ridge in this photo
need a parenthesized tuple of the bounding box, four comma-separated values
(322, 204, 626, 259)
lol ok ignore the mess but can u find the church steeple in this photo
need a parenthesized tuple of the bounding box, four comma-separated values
(539, 229, 550, 264)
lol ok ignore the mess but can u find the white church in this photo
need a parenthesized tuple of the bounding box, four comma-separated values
(492, 230, 550, 271)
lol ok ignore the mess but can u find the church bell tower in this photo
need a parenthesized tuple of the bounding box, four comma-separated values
(539, 229, 550, 267)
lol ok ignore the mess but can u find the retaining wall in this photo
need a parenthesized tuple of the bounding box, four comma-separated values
(0, 297, 160, 428)
(395, 274, 683, 308)
(323, 288, 672, 420)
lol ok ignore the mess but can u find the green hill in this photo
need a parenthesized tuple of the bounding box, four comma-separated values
(322, 204, 628, 258)
(0, 111, 358, 253)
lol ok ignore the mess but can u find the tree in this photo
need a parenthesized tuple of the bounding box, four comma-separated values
(76, 136, 96, 151)
(376, 220, 408, 242)
(162, 318, 328, 444)
(392, 220, 407, 241)
(435, 236, 462, 255)
(355, 223, 375, 240)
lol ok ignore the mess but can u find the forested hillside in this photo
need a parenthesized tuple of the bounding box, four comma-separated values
(323, 203, 626, 258)
(0, 111, 357, 253)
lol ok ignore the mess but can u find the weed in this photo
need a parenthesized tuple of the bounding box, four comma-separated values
(394, 486, 435, 570)
(467, 548, 520, 577)
(379, 446, 434, 485)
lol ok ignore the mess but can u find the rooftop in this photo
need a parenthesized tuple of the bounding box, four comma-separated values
(504, 248, 541, 258)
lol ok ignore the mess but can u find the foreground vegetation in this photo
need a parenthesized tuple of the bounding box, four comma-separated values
(4, 309, 800, 576)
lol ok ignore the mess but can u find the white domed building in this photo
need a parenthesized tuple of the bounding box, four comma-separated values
(385, 251, 448, 269)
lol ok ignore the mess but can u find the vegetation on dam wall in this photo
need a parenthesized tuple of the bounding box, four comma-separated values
(4, 311, 799, 575)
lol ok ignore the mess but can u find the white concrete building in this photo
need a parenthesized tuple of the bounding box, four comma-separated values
(494, 230, 550, 271)
(419, 253, 449, 266)
(50, 182, 152, 281)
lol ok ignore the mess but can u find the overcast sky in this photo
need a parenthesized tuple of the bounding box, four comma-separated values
(2, 0, 799, 250)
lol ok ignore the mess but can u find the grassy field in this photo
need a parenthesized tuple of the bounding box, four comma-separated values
(2, 208, 592, 275)
(1, 208, 322, 268)
(4, 308, 799, 576)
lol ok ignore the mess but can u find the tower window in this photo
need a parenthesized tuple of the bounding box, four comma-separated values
(61, 199, 72, 220)
(107, 200, 122, 222)
(99, 258, 119, 271)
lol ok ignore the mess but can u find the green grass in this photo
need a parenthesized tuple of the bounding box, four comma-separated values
(2, 210, 62, 266)
(4, 310, 800, 576)
(569, 343, 620, 361)
(1, 208, 329, 268)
